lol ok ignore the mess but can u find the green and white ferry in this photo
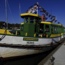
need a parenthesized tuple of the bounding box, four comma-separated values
(0, 3, 65, 58)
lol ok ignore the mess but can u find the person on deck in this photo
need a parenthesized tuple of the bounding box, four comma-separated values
(41, 14, 46, 21)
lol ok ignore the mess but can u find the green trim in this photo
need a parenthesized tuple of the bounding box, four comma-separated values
(23, 37, 38, 41)
(28, 17, 30, 23)
(20, 13, 40, 18)
(0, 34, 63, 38)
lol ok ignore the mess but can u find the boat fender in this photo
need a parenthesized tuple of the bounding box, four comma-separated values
(25, 33, 28, 36)
(34, 33, 36, 37)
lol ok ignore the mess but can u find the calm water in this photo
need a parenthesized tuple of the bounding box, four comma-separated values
(0, 42, 64, 65)
(0, 50, 52, 65)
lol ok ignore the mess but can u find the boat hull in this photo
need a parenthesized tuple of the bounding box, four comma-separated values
(0, 35, 62, 45)
(0, 35, 64, 58)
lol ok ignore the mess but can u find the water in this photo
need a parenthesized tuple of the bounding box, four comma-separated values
(0, 51, 51, 65)
(0, 42, 65, 65)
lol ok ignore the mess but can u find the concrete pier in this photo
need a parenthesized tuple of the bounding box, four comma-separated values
(54, 43, 65, 65)
(40, 43, 65, 65)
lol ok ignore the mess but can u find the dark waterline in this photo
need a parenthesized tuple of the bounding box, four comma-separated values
(0, 49, 53, 65)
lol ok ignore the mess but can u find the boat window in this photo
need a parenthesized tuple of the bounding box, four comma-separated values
(30, 17, 34, 23)
(54, 27, 57, 33)
(39, 24, 44, 33)
(52, 25, 58, 34)
(45, 25, 49, 32)
(25, 17, 35, 23)
(24, 17, 28, 23)
(52, 25, 55, 33)
(35, 18, 41, 23)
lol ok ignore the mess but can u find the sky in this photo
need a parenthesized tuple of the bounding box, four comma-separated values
(0, 0, 65, 26)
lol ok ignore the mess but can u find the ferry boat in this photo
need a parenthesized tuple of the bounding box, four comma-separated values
(0, 2, 65, 58)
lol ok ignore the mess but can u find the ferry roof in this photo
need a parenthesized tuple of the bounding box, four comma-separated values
(20, 13, 40, 18)
(52, 23, 63, 26)
(41, 21, 52, 24)
(41, 21, 63, 26)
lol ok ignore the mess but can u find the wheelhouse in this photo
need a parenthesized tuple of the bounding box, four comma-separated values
(20, 13, 41, 37)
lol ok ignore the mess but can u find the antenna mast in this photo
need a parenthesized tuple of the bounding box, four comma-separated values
(5, 0, 8, 29)
(19, 2, 21, 14)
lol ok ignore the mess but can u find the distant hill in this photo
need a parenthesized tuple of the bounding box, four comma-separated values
(0, 21, 20, 29)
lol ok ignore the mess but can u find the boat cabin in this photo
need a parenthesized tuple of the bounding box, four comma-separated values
(20, 13, 41, 23)
(19, 13, 64, 38)
(20, 13, 41, 37)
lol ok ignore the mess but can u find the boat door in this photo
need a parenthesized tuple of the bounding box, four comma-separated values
(35, 23, 44, 37)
